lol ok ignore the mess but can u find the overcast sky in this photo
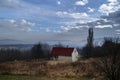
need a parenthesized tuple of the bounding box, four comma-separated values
(0, 0, 120, 45)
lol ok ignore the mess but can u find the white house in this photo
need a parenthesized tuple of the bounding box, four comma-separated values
(51, 47, 80, 62)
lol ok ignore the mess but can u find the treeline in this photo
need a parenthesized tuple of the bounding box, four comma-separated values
(96, 38, 120, 80)
(0, 42, 71, 62)
(82, 37, 120, 80)
(82, 37, 120, 57)
(0, 37, 119, 62)
(0, 43, 51, 62)
(0, 48, 21, 62)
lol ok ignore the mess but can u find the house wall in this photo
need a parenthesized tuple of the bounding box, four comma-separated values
(58, 56, 72, 61)
(72, 48, 79, 62)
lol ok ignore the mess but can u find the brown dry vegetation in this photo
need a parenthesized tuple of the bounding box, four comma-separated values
(0, 59, 101, 78)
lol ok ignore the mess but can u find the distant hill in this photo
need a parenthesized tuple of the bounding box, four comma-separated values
(46, 38, 104, 48)
(0, 39, 26, 45)
(0, 38, 104, 50)
(0, 39, 33, 50)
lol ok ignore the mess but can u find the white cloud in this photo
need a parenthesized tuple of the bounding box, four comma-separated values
(46, 28, 51, 32)
(75, 0, 88, 6)
(21, 19, 35, 27)
(108, 0, 117, 3)
(52, 26, 71, 33)
(101, 10, 120, 26)
(0, 0, 23, 8)
(57, 1, 61, 5)
(0, 0, 58, 22)
(56, 11, 68, 17)
(116, 29, 120, 34)
(99, 4, 113, 15)
(53, 30, 61, 33)
(95, 25, 112, 28)
(70, 13, 88, 19)
(113, 24, 119, 26)
(60, 26, 70, 32)
(9, 19, 16, 24)
(116, 29, 120, 32)
(56, 11, 88, 19)
(99, 0, 120, 15)
(57, 17, 99, 33)
(0, 19, 35, 32)
(88, 7, 95, 12)
(116, 33, 120, 34)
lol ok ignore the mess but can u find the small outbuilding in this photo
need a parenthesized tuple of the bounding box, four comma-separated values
(51, 47, 79, 62)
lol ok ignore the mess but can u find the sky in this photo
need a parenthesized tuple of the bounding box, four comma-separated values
(0, 0, 120, 46)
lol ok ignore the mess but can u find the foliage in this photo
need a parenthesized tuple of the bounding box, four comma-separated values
(31, 43, 44, 59)
(0, 42, 50, 62)
(31, 43, 50, 59)
(0, 48, 21, 62)
(82, 27, 94, 57)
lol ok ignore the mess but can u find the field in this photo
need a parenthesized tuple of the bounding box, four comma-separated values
(0, 59, 102, 80)
(0, 75, 94, 80)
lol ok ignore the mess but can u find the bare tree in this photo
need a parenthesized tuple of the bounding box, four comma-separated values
(97, 38, 120, 80)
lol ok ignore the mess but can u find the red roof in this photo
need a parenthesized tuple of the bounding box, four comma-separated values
(51, 47, 74, 56)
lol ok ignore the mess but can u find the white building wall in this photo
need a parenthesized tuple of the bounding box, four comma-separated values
(72, 48, 79, 62)
(58, 56, 72, 61)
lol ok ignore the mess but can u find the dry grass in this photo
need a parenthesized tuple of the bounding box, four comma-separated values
(0, 75, 95, 80)
(0, 59, 101, 78)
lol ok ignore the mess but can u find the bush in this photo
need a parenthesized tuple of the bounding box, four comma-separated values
(97, 37, 120, 80)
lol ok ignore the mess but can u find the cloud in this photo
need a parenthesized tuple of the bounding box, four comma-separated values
(75, 18, 117, 29)
(0, 0, 119, 44)
(51, 28, 88, 42)
(57, 1, 61, 5)
(0, 19, 35, 32)
(21, 19, 35, 27)
(70, 13, 88, 19)
(53, 30, 61, 33)
(115, 29, 120, 34)
(116, 33, 120, 34)
(9, 19, 16, 24)
(108, 0, 117, 3)
(102, 10, 120, 26)
(74, 9, 120, 29)
(73, 18, 112, 29)
(116, 29, 120, 32)
(56, 11, 88, 19)
(60, 26, 71, 32)
(56, 11, 68, 17)
(56, 9, 120, 33)
(55, 17, 99, 34)
(99, 0, 120, 15)
(0, 0, 24, 9)
(95, 25, 112, 28)
(88, 7, 95, 12)
(45, 28, 51, 32)
(0, 0, 58, 22)
(75, 0, 88, 6)
(50, 26, 117, 45)
(99, 4, 113, 15)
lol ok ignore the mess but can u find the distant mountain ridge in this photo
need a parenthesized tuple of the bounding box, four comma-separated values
(0, 39, 26, 45)
(0, 38, 104, 47)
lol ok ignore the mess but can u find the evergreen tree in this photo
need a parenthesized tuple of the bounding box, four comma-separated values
(82, 27, 94, 57)
(31, 43, 44, 59)
(87, 27, 94, 56)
